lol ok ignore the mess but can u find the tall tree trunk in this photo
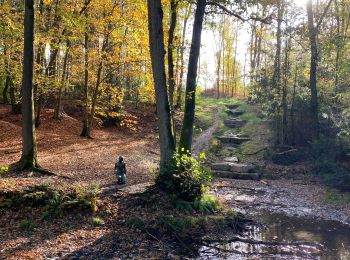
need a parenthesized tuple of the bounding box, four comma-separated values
(168, 0, 177, 110)
(87, 60, 103, 137)
(282, 38, 290, 145)
(291, 64, 298, 145)
(35, 94, 43, 128)
(10, 82, 18, 114)
(175, 5, 190, 110)
(81, 1, 90, 137)
(272, 0, 283, 144)
(3, 76, 10, 104)
(216, 50, 221, 99)
(54, 42, 70, 119)
(334, 0, 340, 91)
(34, 43, 43, 120)
(233, 28, 238, 96)
(13, 0, 38, 169)
(147, 0, 176, 172)
(307, 0, 319, 140)
(178, 0, 206, 153)
(168, 0, 178, 140)
(243, 52, 247, 97)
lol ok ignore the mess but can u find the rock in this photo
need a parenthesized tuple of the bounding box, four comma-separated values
(223, 156, 239, 163)
(224, 118, 247, 128)
(218, 134, 250, 144)
(211, 162, 255, 173)
(226, 109, 244, 116)
(225, 104, 240, 109)
(212, 171, 261, 180)
(271, 149, 303, 165)
(211, 162, 231, 171)
(229, 162, 255, 173)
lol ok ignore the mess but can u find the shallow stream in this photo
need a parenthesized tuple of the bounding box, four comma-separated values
(199, 180, 350, 259)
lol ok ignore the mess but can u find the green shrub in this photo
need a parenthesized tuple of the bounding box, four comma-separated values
(126, 217, 145, 229)
(310, 138, 350, 191)
(0, 183, 102, 218)
(42, 190, 65, 219)
(175, 194, 221, 213)
(323, 190, 350, 205)
(92, 217, 105, 226)
(75, 184, 101, 212)
(157, 152, 212, 201)
(0, 166, 8, 174)
(19, 219, 34, 232)
(158, 215, 196, 232)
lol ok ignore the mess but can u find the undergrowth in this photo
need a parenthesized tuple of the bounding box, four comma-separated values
(310, 138, 350, 191)
(157, 152, 212, 201)
(0, 183, 102, 219)
(323, 190, 350, 205)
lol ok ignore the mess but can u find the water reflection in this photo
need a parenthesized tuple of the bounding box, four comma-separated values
(199, 211, 350, 259)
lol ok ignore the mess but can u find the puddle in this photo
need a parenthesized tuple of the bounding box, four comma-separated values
(201, 184, 350, 259)
(199, 211, 350, 259)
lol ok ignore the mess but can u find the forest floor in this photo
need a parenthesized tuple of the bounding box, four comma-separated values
(1, 99, 350, 259)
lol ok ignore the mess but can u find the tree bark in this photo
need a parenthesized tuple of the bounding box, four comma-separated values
(282, 37, 290, 145)
(178, 0, 206, 154)
(54, 42, 70, 119)
(81, 0, 90, 138)
(175, 5, 190, 110)
(10, 83, 18, 114)
(3, 76, 10, 104)
(147, 0, 176, 172)
(87, 60, 103, 137)
(15, 0, 38, 169)
(272, 0, 283, 144)
(306, 0, 319, 140)
(168, 0, 178, 140)
(168, 0, 177, 110)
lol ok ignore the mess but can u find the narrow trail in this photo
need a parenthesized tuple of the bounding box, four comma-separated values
(192, 105, 223, 156)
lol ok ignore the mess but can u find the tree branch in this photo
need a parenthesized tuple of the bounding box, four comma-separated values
(206, 2, 272, 24)
(316, 0, 334, 30)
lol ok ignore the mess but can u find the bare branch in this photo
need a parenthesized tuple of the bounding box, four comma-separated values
(316, 0, 334, 30)
(206, 1, 272, 24)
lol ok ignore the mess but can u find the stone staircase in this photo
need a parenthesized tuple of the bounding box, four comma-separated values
(217, 133, 250, 144)
(226, 109, 244, 116)
(224, 118, 247, 128)
(212, 103, 261, 181)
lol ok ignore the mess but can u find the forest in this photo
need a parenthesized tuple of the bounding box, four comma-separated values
(0, 0, 350, 258)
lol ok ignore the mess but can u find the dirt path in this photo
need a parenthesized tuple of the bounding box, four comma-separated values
(192, 106, 223, 156)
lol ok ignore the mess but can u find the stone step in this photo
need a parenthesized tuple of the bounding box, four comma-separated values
(225, 104, 240, 109)
(217, 135, 250, 144)
(223, 156, 239, 163)
(224, 119, 247, 128)
(212, 170, 261, 180)
(211, 162, 255, 173)
(226, 109, 244, 116)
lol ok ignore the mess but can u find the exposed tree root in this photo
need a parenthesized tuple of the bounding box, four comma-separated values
(8, 161, 71, 180)
(2, 150, 20, 155)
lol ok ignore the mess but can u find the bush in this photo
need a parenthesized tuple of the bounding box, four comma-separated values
(0, 166, 8, 174)
(175, 194, 221, 213)
(75, 184, 101, 212)
(157, 152, 212, 201)
(19, 219, 34, 232)
(310, 138, 350, 191)
(126, 217, 145, 229)
(92, 217, 105, 226)
(0, 183, 102, 217)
